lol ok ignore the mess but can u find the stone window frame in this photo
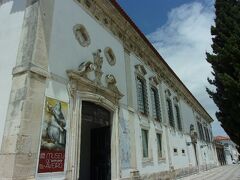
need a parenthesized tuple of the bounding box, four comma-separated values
(141, 128, 149, 159)
(73, 24, 91, 47)
(104, 47, 116, 66)
(149, 76, 162, 122)
(135, 64, 149, 116)
(173, 97, 182, 131)
(156, 132, 163, 159)
(197, 121, 205, 141)
(140, 124, 153, 164)
(204, 126, 211, 143)
(165, 89, 175, 128)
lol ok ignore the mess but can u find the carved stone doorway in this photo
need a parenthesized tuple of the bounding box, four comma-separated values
(79, 101, 111, 180)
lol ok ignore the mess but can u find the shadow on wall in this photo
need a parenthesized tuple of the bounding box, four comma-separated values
(0, 0, 33, 13)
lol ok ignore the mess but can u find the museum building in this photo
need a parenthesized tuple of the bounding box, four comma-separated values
(0, 0, 218, 179)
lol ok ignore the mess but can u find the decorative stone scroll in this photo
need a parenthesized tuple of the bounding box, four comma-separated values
(135, 64, 147, 76)
(173, 96, 180, 104)
(66, 50, 124, 104)
(105, 74, 123, 96)
(165, 89, 172, 97)
(149, 76, 160, 86)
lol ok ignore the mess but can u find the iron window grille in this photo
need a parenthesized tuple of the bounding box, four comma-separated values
(136, 76, 148, 115)
(174, 105, 182, 131)
(150, 87, 161, 121)
(166, 98, 174, 128)
(197, 122, 205, 141)
(204, 127, 211, 142)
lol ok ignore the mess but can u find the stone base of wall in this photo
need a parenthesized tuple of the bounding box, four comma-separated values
(122, 164, 217, 180)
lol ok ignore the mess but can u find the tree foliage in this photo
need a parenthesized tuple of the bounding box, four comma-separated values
(206, 0, 240, 147)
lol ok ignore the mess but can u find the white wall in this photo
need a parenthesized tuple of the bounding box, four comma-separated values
(48, 0, 127, 104)
(0, 0, 26, 149)
(43, 0, 217, 177)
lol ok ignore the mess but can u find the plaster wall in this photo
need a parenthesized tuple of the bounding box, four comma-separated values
(0, 0, 26, 149)
(47, 0, 127, 104)
(127, 53, 217, 176)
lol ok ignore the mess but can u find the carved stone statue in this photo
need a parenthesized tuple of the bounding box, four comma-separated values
(190, 124, 198, 144)
(106, 74, 121, 95)
(77, 61, 95, 78)
(93, 49, 103, 85)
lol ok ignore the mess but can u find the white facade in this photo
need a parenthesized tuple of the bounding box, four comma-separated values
(0, 0, 218, 179)
(0, 0, 26, 149)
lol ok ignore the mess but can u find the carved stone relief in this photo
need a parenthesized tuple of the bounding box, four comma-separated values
(93, 49, 103, 85)
(74, 0, 213, 123)
(165, 89, 172, 97)
(104, 47, 116, 66)
(135, 64, 147, 76)
(149, 76, 160, 86)
(67, 49, 124, 104)
(73, 24, 91, 47)
(105, 74, 122, 96)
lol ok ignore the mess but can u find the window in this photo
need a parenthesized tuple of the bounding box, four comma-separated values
(182, 149, 185, 155)
(156, 133, 162, 158)
(141, 129, 149, 158)
(204, 127, 211, 142)
(175, 105, 182, 131)
(150, 87, 161, 121)
(173, 148, 178, 155)
(166, 98, 174, 127)
(137, 77, 148, 115)
(197, 122, 205, 141)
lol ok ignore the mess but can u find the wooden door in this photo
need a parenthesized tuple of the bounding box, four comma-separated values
(91, 126, 111, 180)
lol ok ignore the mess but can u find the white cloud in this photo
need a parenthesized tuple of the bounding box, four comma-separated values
(147, 1, 226, 135)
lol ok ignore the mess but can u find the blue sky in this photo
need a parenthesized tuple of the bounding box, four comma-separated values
(117, 0, 227, 136)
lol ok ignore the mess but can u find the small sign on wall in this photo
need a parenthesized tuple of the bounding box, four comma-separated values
(38, 97, 68, 173)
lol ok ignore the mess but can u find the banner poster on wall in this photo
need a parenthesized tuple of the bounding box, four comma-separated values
(38, 97, 68, 173)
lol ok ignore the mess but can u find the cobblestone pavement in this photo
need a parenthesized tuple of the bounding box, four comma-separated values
(178, 165, 240, 180)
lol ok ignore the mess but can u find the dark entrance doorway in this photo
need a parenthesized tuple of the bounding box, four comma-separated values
(79, 101, 111, 180)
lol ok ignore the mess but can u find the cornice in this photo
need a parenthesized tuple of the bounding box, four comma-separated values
(74, 0, 213, 123)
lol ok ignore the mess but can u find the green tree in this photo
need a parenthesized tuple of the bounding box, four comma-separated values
(206, 0, 240, 147)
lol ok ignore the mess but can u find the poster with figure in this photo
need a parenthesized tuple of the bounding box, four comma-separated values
(38, 97, 68, 173)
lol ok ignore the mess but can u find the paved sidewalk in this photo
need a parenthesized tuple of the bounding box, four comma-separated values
(178, 165, 240, 180)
